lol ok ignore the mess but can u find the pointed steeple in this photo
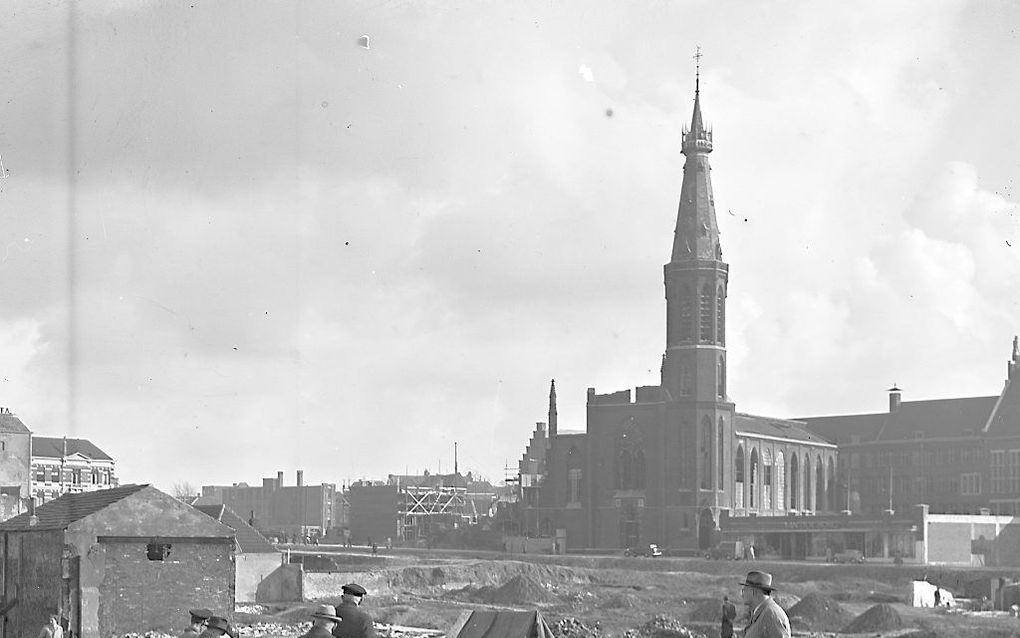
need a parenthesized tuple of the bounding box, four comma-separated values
(671, 63, 719, 263)
(548, 379, 558, 438)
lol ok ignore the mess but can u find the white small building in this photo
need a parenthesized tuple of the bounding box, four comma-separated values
(31, 436, 118, 503)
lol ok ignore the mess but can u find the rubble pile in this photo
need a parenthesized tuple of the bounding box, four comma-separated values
(840, 603, 903, 634)
(622, 615, 707, 638)
(486, 574, 558, 605)
(552, 617, 602, 638)
(238, 621, 308, 638)
(787, 593, 851, 630)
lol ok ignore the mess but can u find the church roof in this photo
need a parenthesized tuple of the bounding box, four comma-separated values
(984, 379, 1020, 435)
(734, 413, 835, 446)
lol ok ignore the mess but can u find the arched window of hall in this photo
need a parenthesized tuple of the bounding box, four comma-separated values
(734, 445, 745, 509)
(679, 286, 694, 342)
(749, 448, 758, 509)
(775, 451, 785, 511)
(790, 453, 800, 510)
(699, 283, 714, 342)
(700, 416, 713, 490)
(762, 449, 773, 511)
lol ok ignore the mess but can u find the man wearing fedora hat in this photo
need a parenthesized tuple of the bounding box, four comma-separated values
(198, 617, 232, 638)
(300, 604, 344, 638)
(739, 571, 791, 638)
(331, 583, 376, 638)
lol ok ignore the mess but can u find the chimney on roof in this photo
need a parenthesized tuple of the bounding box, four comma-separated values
(888, 385, 902, 413)
(277, 471, 284, 487)
(297, 470, 304, 487)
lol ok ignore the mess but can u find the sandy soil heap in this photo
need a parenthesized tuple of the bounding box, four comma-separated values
(486, 574, 559, 605)
(787, 593, 851, 630)
(841, 603, 903, 633)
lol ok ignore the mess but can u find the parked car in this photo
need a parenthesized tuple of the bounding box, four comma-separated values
(624, 543, 662, 557)
(831, 549, 865, 564)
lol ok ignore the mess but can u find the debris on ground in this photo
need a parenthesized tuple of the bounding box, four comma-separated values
(486, 574, 559, 605)
(552, 617, 603, 638)
(787, 593, 851, 630)
(623, 615, 707, 638)
(841, 603, 903, 634)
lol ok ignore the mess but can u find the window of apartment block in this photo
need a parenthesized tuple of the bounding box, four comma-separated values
(960, 473, 980, 495)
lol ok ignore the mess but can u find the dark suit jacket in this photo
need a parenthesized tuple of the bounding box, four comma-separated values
(331, 601, 376, 638)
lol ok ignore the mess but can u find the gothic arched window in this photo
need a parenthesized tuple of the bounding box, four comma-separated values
(567, 446, 583, 504)
(718, 417, 725, 488)
(679, 286, 694, 342)
(762, 449, 773, 511)
(734, 445, 745, 509)
(717, 285, 726, 345)
(700, 416, 712, 490)
(775, 451, 786, 511)
(790, 453, 800, 510)
(718, 357, 726, 399)
(699, 283, 714, 342)
(749, 448, 758, 509)
(680, 363, 692, 396)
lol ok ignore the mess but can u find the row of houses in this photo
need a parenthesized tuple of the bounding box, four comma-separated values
(0, 409, 118, 518)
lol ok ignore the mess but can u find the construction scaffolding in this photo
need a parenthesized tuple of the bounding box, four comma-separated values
(398, 483, 477, 541)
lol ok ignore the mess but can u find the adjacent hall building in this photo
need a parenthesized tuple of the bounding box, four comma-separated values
(520, 77, 837, 553)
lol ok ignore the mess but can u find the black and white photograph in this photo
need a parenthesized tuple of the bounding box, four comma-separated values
(1, 2, 1019, 637)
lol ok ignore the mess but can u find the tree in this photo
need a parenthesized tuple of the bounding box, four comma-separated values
(171, 481, 197, 502)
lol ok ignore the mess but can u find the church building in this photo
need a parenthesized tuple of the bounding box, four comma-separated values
(519, 77, 837, 552)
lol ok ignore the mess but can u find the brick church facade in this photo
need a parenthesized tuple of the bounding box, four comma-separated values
(520, 78, 837, 552)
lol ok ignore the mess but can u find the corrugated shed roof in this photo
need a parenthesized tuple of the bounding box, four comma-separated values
(194, 504, 277, 554)
(32, 436, 113, 461)
(0, 484, 147, 531)
(0, 412, 31, 435)
(734, 413, 835, 446)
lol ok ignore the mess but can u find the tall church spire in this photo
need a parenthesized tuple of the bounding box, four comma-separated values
(671, 52, 719, 263)
(548, 379, 558, 438)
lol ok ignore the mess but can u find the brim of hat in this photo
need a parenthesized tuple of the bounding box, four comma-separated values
(738, 580, 776, 591)
(189, 610, 213, 618)
(312, 614, 343, 622)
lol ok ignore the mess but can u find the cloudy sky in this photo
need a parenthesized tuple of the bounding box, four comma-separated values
(0, 1, 1017, 492)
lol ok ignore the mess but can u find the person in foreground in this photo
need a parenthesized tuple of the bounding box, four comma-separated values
(740, 570, 791, 638)
(332, 583, 377, 638)
(300, 604, 344, 638)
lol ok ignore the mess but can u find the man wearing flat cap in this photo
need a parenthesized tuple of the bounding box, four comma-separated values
(299, 604, 343, 638)
(182, 609, 212, 638)
(739, 571, 791, 638)
(332, 583, 376, 638)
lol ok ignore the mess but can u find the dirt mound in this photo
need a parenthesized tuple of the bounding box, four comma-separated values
(623, 615, 707, 638)
(841, 603, 903, 634)
(486, 574, 558, 605)
(787, 593, 851, 630)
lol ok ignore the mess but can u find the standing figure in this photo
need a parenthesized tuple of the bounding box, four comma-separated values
(181, 609, 213, 638)
(740, 571, 791, 638)
(299, 604, 343, 638)
(720, 595, 737, 638)
(39, 614, 63, 638)
(331, 583, 377, 638)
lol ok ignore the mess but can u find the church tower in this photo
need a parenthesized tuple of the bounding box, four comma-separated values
(661, 66, 735, 531)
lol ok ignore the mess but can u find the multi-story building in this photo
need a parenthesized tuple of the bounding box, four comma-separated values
(31, 436, 118, 503)
(199, 470, 336, 539)
(799, 340, 1020, 516)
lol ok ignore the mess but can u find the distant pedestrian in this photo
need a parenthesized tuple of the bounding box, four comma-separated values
(299, 604, 343, 638)
(181, 609, 213, 638)
(748, 545, 756, 561)
(371, 542, 378, 555)
(934, 588, 941, 608)
(332, 583, 376, 638)
(38, 614, 63, 638)
(198, 617, 231, 638)
(740, 570, 791, 638)
(721, 595, 737, 638)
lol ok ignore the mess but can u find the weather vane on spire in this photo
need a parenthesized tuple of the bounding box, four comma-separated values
(693, 46, 702, 93)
